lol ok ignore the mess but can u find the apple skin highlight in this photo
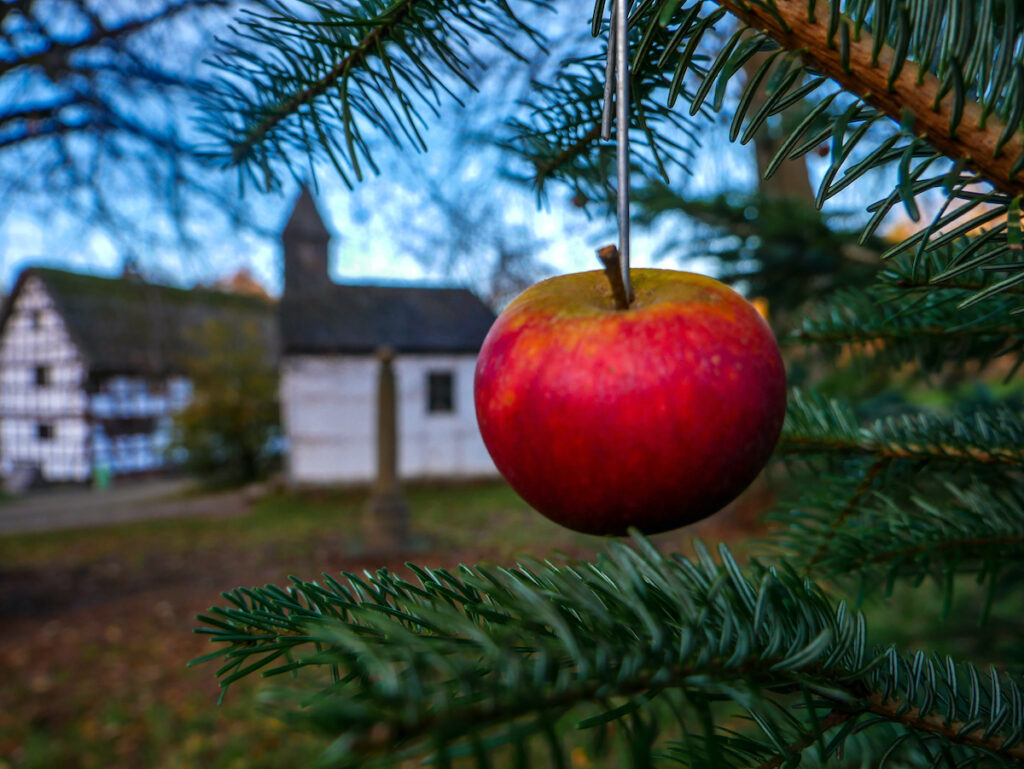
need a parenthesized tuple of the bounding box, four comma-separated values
(474, 268, 787, 536)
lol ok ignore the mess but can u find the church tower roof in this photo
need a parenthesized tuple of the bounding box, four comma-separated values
(283, 185, 330, 242)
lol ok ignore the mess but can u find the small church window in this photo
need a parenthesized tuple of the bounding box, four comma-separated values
(427, 371, 454, 414)
(34, 366, 50, 387)
(37, 423, 54, 440)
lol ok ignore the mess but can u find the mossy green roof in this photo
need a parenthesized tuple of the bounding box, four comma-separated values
(3, 267, 277, 376)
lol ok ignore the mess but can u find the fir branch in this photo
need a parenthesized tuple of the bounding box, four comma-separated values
(788, 245, 1024, 373)
(791, 324, 1024, 344)
(715, 0, 1024, 198)
(225, 0, 420, 165)
(669, 0, 1024, 300)
(197, 0, 550, 188)
(528, 122, 602, 188)
(881, 243, 1024, 304)
(863, 535, 1024, 569)
(752, 709, 854, 769)
(895, 276, 1024, 298)
(806, 459, 889, 571)
(782, 391, 1024, 468)
(194, 538, 1024, 768)
(501, 49, 703, 204)
(771, 477, 1024, 604)
(867, 691, 1024, 762)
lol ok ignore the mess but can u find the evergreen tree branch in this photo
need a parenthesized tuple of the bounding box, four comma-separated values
(861, 534, 1024, 570)
(787, 247, 1024, 373)
(894, 276, 1024, 298)
(781, 391, 1024, 468)
(790, 324, 1024, 344)
(198, 0, 550, 188)
(884, 242, 1024, 305)
(780, 434, 1024, 464)
(805, 459, 889, 571)
(528, 122, 602, 189)
(224, 0, 419, 165)
(866, 691, 1024, 762)
(194, 538, 1024, 768)
(771, 476, 1024, 603)
(714, 0, 1023, 197)
(752, 709, 854, 769)
(501, 0, 1024, 301)
(501, 48, 703, 204)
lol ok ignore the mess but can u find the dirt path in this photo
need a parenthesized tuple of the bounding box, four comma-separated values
(0, 478, 250, 535)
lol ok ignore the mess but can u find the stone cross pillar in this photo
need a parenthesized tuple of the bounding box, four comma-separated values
(363, 346, 410, 551)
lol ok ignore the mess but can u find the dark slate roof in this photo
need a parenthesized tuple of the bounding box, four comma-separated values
(0, 267, 277, 376)
(279, 283, 496, 355)
(283, 186, 330, 242)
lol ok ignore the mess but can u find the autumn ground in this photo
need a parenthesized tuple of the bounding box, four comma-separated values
(0, 480, 769, 769)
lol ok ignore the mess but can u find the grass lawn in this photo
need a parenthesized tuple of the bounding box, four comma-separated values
(0, 479, 765, 769)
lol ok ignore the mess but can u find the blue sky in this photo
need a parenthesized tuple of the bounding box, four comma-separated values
(0, 144, 757, 296)
(0, 0, 752, 297)
(0, 106, 761, 298)
(0, 0, 892, 300)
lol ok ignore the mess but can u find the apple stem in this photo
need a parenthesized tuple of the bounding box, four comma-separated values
(597, 244, 632, 310)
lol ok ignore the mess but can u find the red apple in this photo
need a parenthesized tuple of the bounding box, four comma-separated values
(473, 268, 786, 535)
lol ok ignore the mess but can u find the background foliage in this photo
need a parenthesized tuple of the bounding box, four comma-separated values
(171, 318, 280, 487)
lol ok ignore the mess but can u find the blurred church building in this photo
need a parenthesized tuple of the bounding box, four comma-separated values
(0, 189, 498, 487)
(277, 188, 497, 485)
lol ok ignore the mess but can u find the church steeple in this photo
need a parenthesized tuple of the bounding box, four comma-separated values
(283, 186, 331, 294)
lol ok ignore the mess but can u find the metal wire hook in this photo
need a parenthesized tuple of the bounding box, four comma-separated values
(600, 0, 632, 305)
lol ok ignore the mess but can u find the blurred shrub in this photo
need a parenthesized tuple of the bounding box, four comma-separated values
(172, 319, 280, 487)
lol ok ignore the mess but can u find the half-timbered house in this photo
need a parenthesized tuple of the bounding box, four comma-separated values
(278, 189, 500, 485)
(0, 268, 275, 484)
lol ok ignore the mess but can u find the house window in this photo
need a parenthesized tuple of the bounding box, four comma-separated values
(37, 423, 54, 440)
(34, 365, 50, 387)
(427, 371, 454, 413)
(29, 309, 43, 330)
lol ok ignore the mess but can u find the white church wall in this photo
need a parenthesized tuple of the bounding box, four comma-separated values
(281, 355, 377, 484)
(282, 353, 498, 485)
(394, 355, 497, 479)
(0, 276, 90, 481)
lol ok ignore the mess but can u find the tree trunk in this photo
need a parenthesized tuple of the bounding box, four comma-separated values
(742, 51, 816, 204)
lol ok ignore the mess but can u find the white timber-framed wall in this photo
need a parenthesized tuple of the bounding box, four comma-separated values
(0, 275, 90, 482)
(280, 353, 496, 485)
(0, 274, 197, 484)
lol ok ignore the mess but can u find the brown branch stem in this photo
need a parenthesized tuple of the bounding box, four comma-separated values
(754, 710, 855, 769)
(779, 435, 1024, 466)
(787, 325, 1024, 344)
(597, 244, 632, 310)
(532, 124, 603, 184)
(714, 0, 1024, 197)
(306, 659, 1024, 764)
(895, 277, 1024, 296)
(807, 459, 888, 570)
(866, 693, 1024, 762)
